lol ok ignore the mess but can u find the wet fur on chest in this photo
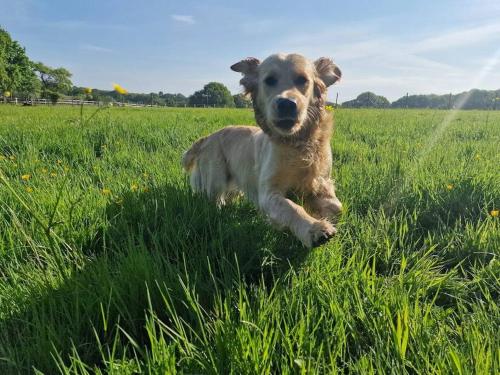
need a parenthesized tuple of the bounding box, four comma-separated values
(270, 145, 331, 195)
(268, 113, 333, 196)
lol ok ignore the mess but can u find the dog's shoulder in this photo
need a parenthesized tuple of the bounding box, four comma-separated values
(213, 125, 262, 145)
(218, 125, 261, 135)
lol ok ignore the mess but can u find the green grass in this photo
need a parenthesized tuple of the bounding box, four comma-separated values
(0, 105, 498, 374)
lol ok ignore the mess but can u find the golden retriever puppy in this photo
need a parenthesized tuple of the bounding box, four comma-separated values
(182, 53, 342, 248)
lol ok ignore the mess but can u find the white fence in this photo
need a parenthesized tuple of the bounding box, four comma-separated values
(0, 97, 167, 107)
(0, 98, 240, 108)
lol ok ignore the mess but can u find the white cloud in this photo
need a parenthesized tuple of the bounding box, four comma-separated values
(280, 21, 500, 61)
(44, 20, 128, 31)
(412, 23, 500, 53)
(80, 44, 113, 53)
(171, 14, 195, 24)
(41, 19, 129, 32)
(268, 20, 500, 101)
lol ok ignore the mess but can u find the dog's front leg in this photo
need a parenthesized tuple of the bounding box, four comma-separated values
(259, 191, 336, 248)
(306, 178, 343, 221)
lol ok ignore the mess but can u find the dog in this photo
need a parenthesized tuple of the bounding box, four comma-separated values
(182, 53, 342, 248)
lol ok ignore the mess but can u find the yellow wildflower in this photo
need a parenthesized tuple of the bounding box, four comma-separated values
(26, 187, 33, 193)
(102, 188, 111, 195)
(42, 168, 48, 173)
(446, 184, 454, 190)
(4, 91, 11, 97)
(56, 159, 62, 165)
(50, 172, 57, 177)
(131, 183, 139, 192)
(325, 105, 334, 112)
(113, 83, 128, 95)
(84, 87, 93, 94)
(475, 154, 480, 160)
(490, 210, 499, 217)
(21, 174, 31, 181)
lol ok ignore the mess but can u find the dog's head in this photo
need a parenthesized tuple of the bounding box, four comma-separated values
(231, 53, 341, 139)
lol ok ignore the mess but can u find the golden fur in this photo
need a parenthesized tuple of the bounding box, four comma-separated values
(182, 53, 342, 248)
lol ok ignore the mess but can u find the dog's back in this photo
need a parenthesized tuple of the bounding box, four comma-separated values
(181, 136, 208, 172)
(182, 126, 261, 204)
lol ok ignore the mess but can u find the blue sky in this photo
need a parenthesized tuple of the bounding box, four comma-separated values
(1, 0, 500, 101)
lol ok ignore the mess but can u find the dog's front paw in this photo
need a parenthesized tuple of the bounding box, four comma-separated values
(308, 219, 337, 248)
(324, 197, 343, 217)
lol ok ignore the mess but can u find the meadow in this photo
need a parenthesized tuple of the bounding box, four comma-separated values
(0, 105, 498, 374)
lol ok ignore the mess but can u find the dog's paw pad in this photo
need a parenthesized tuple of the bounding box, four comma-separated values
(310, 220, 337, 248)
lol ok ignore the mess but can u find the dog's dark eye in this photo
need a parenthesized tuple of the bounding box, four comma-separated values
(264, 76, 277, 86)
(295, 75, 308, 85)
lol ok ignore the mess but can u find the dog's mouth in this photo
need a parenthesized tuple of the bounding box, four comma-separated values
(274, 119, 297, 131)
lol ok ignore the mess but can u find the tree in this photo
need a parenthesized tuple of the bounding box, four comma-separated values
(189, 82, 235, 107)
(391, 94, 448, 109)
(33, 62, 72, 100)
(342, 92, 390, 108)
(161, 93, 187, 107)
(0, 27, 39, 97)
(390, 90, 500, 110)
(0, 29, 8, 89)
(233, 93, 252, 108)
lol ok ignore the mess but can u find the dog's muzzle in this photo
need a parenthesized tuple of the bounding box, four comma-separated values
(275, 98, 297, 130)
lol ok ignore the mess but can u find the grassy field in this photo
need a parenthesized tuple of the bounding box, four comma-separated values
(0, 105, 498, 374)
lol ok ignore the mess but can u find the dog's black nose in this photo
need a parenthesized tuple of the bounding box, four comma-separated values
(276, 98, 297, 118)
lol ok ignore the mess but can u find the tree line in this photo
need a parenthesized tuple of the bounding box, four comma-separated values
(342, 90, 500, 110)
(1, 26, 498, 109)
(1, 27, 72, 103)
(70, 84, 251, 108)
(1, 26, 251, 107)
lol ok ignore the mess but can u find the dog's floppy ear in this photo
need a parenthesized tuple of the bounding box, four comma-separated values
(314, 57, 341, 87)
(230, 57, 260, 75)
(230, 57, 260, 94)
